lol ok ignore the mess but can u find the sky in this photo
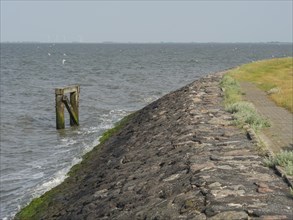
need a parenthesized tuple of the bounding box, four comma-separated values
(0, 1, 292, 43)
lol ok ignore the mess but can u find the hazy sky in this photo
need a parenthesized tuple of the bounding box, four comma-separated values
(1, 1, 292, 43)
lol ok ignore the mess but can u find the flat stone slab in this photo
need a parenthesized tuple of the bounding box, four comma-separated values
(17, 73, 293, 220)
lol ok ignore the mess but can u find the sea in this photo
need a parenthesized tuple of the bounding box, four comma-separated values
(0, 42, 292, 219)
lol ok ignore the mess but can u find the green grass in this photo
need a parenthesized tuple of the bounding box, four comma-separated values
(15, 112, 135, 220)
(220, 75, 270, 132)
(226, 101, 270, 131)
(263, 150, 293, 176)
(227, 57, 293, 112)
(220, 74, 242, 106)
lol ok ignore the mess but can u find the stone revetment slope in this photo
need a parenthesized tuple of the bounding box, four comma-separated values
(16, 73, 293, 220)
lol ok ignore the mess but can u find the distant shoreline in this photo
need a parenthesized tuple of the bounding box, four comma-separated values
(1, 41, 292, 45)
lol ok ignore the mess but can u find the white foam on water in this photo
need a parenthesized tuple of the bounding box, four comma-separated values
(28, 135, 102, 200)
(143, 95, 160, 104)
(60, 138, 77, 145)
(82, 138, 101, 155)
(10, 157, 82, 220)
(84, 126, 107, 135)
(33, 157, 80, 195)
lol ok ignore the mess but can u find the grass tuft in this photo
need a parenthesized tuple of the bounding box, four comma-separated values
(263, 150, 293, 176)
(226, 101, 270, 131)
(220, 75, 242, 106)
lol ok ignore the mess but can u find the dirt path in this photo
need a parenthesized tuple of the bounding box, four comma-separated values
(239, 82, 293, 153)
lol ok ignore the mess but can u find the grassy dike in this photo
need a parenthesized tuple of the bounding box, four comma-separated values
(227, 57, 293, 113)
(221, 57, 293, 131)
(15, 113, 136, 220)
(15, 58, 293, 218)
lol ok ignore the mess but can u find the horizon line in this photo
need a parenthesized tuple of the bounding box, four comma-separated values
(1, 41, 292, 44)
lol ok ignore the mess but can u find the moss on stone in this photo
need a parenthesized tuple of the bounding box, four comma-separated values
(15, 186, 62, 220)
(15, 197, 45, 220)
(99, 112, 135, 145)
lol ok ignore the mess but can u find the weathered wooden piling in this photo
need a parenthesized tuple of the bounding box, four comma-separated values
(55, 85, 80, 129)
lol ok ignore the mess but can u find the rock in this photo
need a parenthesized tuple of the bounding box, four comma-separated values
(192, 97, 202, 103)
(259, 215, 288, 220)
(208, 182, 222, 189)
(190, 109, 199, 115)
(196, 92, 207, 97)
(231, 185, 246, 191)
(210, 155, 229, 161)
(190, 162, 215, 173)
(211, 189, 245, 199)
(208, 118, 230, 126)
(247, 202, 268, 209)
(180, 196, 206, 214)
(190, 176, 207, 187)
(227, 203, 243, 208)
(267, 87, 280, 95)
(163, 173, 181, 182)
(217, 165, 233, 170)
(255, 182, 273, 193)
(255, 182, 269, 188)
(93, 189, 108, 198)
(208, 211, 248, 220)
(257, 187, 273, 193)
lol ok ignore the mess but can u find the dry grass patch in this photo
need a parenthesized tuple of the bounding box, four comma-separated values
(227, 57, 293, 112)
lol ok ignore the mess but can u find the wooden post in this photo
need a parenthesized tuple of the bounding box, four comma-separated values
(63, 95, 79, 126)
(55, 85, 80, 129)
(70, 85, 79, 126)
(55, 88, 65, 129)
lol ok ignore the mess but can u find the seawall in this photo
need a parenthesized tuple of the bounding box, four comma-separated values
(16, 72, 293, 219)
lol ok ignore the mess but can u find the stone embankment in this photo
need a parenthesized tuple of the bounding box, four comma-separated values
(17, 73, 293, 220)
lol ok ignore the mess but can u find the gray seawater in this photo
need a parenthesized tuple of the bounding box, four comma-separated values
(0, 43, 292, 219)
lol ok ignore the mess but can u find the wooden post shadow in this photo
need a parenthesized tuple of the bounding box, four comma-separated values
(55, 85, 80, 129)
